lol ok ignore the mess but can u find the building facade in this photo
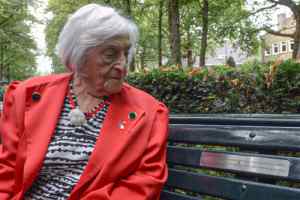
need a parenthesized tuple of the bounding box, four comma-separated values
(262, 14, 295, 63)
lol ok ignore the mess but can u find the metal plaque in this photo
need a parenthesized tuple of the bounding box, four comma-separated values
(200, 152, 290, 177)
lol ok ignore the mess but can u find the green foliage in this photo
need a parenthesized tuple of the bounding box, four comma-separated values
(46, 0, 157, 72)
(268, 59, 300, 112)
(45, 0, 259, 71)
(0, 0, 37, 80)
(127, 60, 300, 113)
(206, 0, 259, 55)
(46, 0, 94, 73)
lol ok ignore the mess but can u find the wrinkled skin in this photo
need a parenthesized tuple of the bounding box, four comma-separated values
(72, 36, 131, 111)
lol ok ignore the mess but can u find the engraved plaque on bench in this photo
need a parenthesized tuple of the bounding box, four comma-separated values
(200, 152, 290, 177)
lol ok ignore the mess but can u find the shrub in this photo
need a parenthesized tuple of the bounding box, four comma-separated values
(127, 60, 300, 113)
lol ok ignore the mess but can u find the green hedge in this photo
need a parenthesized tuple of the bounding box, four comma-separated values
(127, 59, 300, 113)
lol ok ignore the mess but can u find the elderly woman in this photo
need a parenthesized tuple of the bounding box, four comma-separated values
(0, 4, 168, 200)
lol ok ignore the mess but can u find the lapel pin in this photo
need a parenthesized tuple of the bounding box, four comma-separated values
(129, 112, 137, 120)
(118, 120, 126, 130)
(32, 92, 41, 101)
(103, 95, 109, 101)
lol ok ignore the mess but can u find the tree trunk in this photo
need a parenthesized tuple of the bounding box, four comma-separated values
(129, 58, 136, 72)
(158, 0, 164, 67)
(293, 16, 300, 59)
(6, 63, 10, 82)
(0, 45, 3, 80)
(261, 39, 266, 63)
(187, 27, 193, 67)
(124, 0, 136, 72)
(140, 47, 146, 70)
(199, 0, 208, 67)
(168, 0, 182, 67)
(125, 0, 131, 16)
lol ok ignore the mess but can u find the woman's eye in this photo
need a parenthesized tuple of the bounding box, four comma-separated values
(105, 54, 115, 59)
(103, 49, 117, 63)
(104, 50, 116, 57)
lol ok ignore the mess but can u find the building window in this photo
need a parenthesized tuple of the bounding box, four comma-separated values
(265, 48, 271, 56)
(289, 40, 294, 52)
(272, 43, 279, 55)
(281, 42, 287, 53)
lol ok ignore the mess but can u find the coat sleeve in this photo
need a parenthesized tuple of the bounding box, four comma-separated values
(84, 102, 169, 200)
(0, 82, 21, 200)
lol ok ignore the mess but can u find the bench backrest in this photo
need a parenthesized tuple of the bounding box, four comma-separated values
(161, 114, 300, 200)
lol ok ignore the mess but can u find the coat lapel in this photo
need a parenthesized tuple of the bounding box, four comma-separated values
(69, 85, 146, 198)
(22, 74, 72, 191)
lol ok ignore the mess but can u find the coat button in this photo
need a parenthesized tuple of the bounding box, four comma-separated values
(32, 92, 41, 101)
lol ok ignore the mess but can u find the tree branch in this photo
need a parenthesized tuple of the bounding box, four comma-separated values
(0, 14, 14, 27)
(267, 0, 299, 18)
(267, 0, 296, 8)
(248, 3, 278, 16)
(263, 26, 295, 38)
(226, 3, 278, 26)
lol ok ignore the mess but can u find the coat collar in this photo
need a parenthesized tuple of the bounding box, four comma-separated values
(22, 74, 146, 194)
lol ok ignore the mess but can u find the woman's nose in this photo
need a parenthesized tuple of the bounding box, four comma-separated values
(112, 54, 127, 76)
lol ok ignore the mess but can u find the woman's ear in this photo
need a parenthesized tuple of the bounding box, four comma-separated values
(75, 61, 89, 79)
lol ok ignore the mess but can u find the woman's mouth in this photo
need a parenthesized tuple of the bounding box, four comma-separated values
(109, 76, 123, 80)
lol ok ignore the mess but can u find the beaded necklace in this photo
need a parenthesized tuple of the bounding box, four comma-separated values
(68, 81, 109, 126)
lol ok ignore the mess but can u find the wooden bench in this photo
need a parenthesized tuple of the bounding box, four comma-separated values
(161, 114, 300, 200)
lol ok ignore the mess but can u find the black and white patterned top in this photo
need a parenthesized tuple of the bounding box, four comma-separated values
(24, 83, 110, 200)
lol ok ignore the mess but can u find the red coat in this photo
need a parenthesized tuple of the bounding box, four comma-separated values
(0, 73, 169, 200)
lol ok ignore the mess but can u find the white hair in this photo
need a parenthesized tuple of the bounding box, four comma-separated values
(56, 4, 138, 71)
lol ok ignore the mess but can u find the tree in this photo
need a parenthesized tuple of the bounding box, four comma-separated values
(195, 0, 258, 67)
(211, 1, 259, 54)
(45, 0, 259, 71)
(0, 0, 37, 80)
(46, 0, 91, 73)
(168, 0, 182, 66)
(180, 0, 200, 67)
(250, 0, 300, 59)
(199, 0, 208, 67)
(158, 0, 164, 67)
(46, 0, 143, 73)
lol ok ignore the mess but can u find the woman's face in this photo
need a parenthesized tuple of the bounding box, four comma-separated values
(78, 36, 130, 97)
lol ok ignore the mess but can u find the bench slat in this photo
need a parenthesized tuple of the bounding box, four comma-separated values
(166, 169, 300, 200)
(160, 190, 202, 200)
(169, 125, 300, 151)
(167, 146, 300, 181)
(170, 114, 300, 127)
